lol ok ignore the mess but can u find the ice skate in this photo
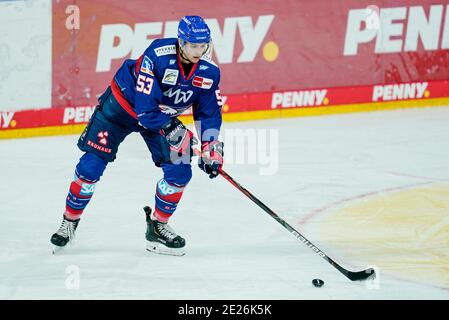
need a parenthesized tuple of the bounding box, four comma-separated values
(50, 215, 80, 254)
(144, 206, 185, 256)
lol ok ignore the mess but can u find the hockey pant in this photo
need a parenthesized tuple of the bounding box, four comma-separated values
(64, 86, 192, 220)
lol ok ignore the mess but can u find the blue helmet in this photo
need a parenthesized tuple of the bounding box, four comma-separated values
(178, 16, 211, 44)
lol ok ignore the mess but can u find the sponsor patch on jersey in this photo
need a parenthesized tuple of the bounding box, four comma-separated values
(162, 69, 179, 85)
(199, 65, 209, 71)
(192, 76, 213, 89)
(97, 131, 109, 146)
(169, 59, 176, 65)
(163, 88, 193, 104)
(159, 104, 192, 116)
(140, 55, 154, 76)
(154, 45, 176, 57)
(158, 104, 178, 115)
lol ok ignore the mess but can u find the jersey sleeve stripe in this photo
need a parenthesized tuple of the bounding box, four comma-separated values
(134, 54, 144, 77)
(111, 79, 138, 119)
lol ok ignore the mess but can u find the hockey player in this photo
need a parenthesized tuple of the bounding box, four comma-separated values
(50, 16, 224, 256)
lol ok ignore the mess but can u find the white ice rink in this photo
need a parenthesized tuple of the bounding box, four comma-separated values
(1, 106, 449, 299)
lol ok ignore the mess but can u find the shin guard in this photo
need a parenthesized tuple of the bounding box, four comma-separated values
(65, 171, 97, 219)
(153, 179, 185, 223)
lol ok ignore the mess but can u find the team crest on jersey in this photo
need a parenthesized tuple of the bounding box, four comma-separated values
(154, 45, 176, 57)
(192, 76, 213, 89)
(140, 56, 154, 76)
(162, 69, 179, 85)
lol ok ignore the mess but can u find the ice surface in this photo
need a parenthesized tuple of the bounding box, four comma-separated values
(1, 107, 449, 299)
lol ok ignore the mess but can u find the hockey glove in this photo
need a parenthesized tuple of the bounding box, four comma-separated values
(160, 118, 197, 164)
(198, 140, 224, 179)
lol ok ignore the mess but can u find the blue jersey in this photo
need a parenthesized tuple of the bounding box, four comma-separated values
(111, 38, 223, 142)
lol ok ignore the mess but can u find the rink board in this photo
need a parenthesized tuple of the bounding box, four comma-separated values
(1, 93, 449, 139)
(2, 1, 449, 139)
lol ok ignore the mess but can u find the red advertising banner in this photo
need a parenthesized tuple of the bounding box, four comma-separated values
(2, 79, 448, 133)
(2, 0, 449, 137)
(51, 0, 449, 108)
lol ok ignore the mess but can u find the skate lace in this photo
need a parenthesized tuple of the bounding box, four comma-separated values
(57, 219, 77, 241)
(156, 222, 177, 240)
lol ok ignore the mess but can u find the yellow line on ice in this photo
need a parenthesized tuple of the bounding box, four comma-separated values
(316, 182, 449, 288)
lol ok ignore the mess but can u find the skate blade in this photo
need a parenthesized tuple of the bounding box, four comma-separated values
(52, 240, 73, 254)
(146, 241, 185, 256)
(52, 245, 65, 255)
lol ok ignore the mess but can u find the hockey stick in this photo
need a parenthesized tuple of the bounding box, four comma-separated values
(218, 168, 376, 281)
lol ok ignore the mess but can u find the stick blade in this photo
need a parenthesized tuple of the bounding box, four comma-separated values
(347, 268, 376, 281)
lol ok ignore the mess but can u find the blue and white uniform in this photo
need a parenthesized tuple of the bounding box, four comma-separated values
(112, 37, 223, 141)
(53, 15, 221, 255)
(66, 37, 222, 221)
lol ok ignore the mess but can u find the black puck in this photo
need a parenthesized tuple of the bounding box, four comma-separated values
(312, 279, 324, 287)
